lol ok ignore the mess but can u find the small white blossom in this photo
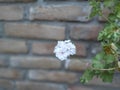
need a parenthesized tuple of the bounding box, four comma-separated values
(54, 40, 76, 61)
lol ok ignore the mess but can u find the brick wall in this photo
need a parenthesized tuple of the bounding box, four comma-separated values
(0, 0, 120, 90)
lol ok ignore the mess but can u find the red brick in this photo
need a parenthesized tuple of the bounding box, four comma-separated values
(28, 70, 78, 83)
(70, 24, 103, 40)
(16, 81, 65, 90)
(75, 43, 87, 56)
(0, 5, 23, 20)
(66, 59, 90, 71)
(0, 0, 36, 2)
(29, 4, 91, 22)
(0, 68, 24, 79)
(0, 39, 27, 54)
(5, 23, 65, 40)
(32, 42, 56, 55)
(68, 86, 93, 90)
(10, 56, 61, 69)
(68, 85, 120, 90)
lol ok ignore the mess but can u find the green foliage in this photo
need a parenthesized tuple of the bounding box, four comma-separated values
(80, 0, 120, 84)
(80, 69, 95, 83)
(100, 70, 114, 82)
(89, 0, 102, 18)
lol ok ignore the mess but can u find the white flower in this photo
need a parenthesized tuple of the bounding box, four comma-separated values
(54, 40, 76, 61)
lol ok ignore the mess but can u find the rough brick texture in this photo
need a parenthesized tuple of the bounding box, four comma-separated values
(0, 39, 27, 53)
(66, 59, 90, 71)
(5, 23, 65, 40)
(28, 70, 78, 83)
(29, 4, 91, 21)
(75, 43, 87, 56)
(0, 68, 24, 79)
(0, 0, 36, 2)
(16, 82, 65, 90)
(0, 5, 23, 20)
(32, 42, 56, 55)
(0, 0, 119, 90)
(68, 85, 120, 90)
(10, 56, 61, 69)
(70, 24, 103, 40)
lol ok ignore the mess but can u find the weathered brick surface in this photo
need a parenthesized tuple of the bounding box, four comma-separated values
(70, 24, 103, 40)
(0, 79, 13, 90)
(75, 43, 87, 56)
(0, 5, 23, 20)
(68, 85, 120, 90)
(112, 74, 120, 87)
(16, 81, 65, 90)
(0, 68, 24, 79)
(0, 0, 36, 2)
(66, 59, 90, 71)
(10, 56, 61, 69)
(29, 4, 91, 21)
(0, 56, 9, 66)
(32, 42, 56, 55)
(68, 85, 93, 90)
(5, 23, 65, 40)
(28, 70, 78, 83)
(0, 39, 27, 53)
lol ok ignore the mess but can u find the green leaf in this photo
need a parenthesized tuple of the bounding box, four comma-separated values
(100, 71, 114, 82)
(80, 69, 94, 84)
(92, 52, 105, 69)
(89, 0, 101, 18)
(117, 12, 120, 18)
(104, 54, 115, 64)
(103, 0, 114, 7)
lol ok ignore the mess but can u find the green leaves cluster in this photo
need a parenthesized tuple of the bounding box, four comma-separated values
(80, 0, 120, 84)
(81, 51, 116, 84)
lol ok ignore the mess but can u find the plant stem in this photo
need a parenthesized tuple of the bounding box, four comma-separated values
(91, 67, 116, 71)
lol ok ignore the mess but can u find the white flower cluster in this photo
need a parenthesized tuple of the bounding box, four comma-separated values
(54, 40, 76, 61)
